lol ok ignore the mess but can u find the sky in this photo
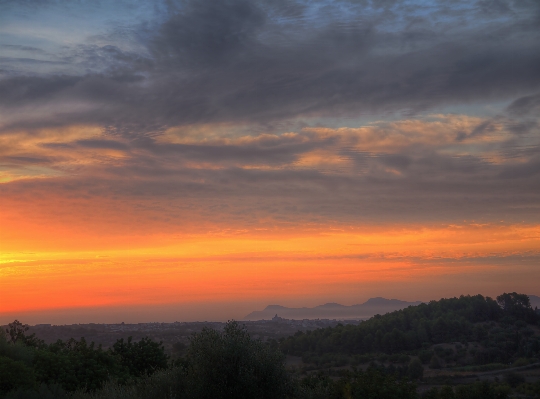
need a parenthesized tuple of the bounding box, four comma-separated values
(1, 0, 540, 324)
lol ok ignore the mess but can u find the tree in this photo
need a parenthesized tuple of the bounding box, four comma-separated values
(33, 338, 124, 392)
(5, 320, 44, 348)
(0, 356, 36, 396)
(497, 293, 537, 323)
(111, 336, 169, 378)
(186, 320, 291, 399)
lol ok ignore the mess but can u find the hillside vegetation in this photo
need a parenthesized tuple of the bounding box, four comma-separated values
(280, 293, 540, 370)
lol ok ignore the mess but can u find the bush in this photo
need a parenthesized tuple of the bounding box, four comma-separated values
(504, 372, 525, 388)
(408, 358, 424, 380)
(3, 384, 69, 399)
(341, 367, 418, 399)
(296, 373, 334, 399)
(429, 355, 442, 369)
(418, 350, 434, 364)
(422, 382, 511, 399)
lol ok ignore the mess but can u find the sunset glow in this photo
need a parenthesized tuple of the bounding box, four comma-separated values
(1, 0, 540, 324)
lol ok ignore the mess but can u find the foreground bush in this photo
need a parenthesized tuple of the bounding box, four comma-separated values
(185, 321, 292, 399)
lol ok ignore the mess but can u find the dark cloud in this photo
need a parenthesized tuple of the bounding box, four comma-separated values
(1, 0, 539, 132)
(75, 139, 128, 150)
(153, 0, 267, 68)
(0, 75, 82, 106)
(0, 44, 46, 53)
(507, 93, 540, 117)
(499, 157, 540, 179)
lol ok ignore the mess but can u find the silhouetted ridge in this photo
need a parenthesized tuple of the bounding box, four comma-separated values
(244, 297, 422, 320)
(362, 297, 409, 305)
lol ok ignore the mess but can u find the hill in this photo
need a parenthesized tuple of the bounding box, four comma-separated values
(280, 292, 540, 372)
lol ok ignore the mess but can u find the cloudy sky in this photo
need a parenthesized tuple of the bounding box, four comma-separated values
(1, 0, 540, 323)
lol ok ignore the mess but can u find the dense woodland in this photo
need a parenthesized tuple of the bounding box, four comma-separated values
(281, 293, 540, 369)
(1, 292, 539, 399)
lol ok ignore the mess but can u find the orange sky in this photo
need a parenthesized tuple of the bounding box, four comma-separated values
(2, 207, 540, 323)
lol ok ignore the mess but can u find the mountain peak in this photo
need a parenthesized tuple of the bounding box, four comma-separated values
(363, 297, 406, 305)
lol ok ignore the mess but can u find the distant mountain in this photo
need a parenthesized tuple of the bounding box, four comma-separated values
(243, 298, 423, 321)
(244, 294, 540, 321)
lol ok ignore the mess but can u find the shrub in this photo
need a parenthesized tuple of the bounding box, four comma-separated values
(429, 355, 442, 369)
(408, 358, 424, 380)
(504, 372, 525, 388)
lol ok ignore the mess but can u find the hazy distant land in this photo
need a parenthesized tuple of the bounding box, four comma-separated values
(244, 297, 424, 320)
(245, 295, 540, 321)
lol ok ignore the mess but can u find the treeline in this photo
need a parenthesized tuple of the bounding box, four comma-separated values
(0, 321, 168, 396)
(0, 320, 514, 399)
(280, 293, 540, 365)
(0, 320, 412, 399)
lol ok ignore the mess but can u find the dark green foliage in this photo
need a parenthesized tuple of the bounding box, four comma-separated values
(3, 384, 69, 399)
(503, 372, 525, 388)
(295, 368, 419, 399)
(332, 367, 418, 399)
(418, 350, 434, 364)
(281, 293, 540, 364)
(429, 355, 441, 369)
(496, 292, 538, 323)
(296, 373, 334, 399)
(63, 321, 292, 399)
(186, 320, 291, 399)
(69, 367, 189, 399)
(422, 382, 511, 399)
(0, 356, 36, 396)
(516, 380, 540, 398)
(408, 358, 424, 380)
(281, 295, 503, 357)
(111, 336, 169, 378)
(0, 339, 35, 367)
(171, 342, 187, 356)
(0, 323, 169, 397)
(32, 338, 127, 392)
